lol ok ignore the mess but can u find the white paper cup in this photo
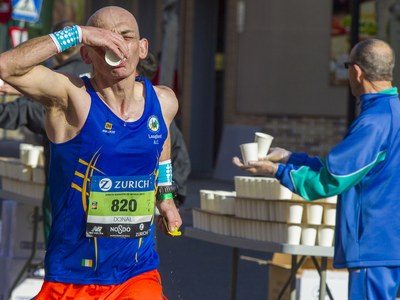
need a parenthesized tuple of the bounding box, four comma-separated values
(20, 143, 33, 165)
(317, 226, 335, 247)
(254, 132, 274, 158)
(105, 50, 122, 66)
(301, 225, 317, 246)
(323, 206, 336, 226)
(242, 177, 250, 198)
(288, 204, 303, 224)
(27, 147, 41, 168)
(306, 204, 324, 225)
(247, 177, 257, 198)
(287, 224, 302, 245)
(279, 186, 293, 200)
(38, 149, 45, 167)
(325, 195, 338, 204)
(200, 190, 214, 210)
(239, 142, 258, 165)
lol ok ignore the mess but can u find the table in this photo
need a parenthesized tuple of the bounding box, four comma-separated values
(184, 227, 334, 300)
(0, 189, 42, 206)
(0, 189, 43, 299)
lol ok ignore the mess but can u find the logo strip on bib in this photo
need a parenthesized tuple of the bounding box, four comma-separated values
(86, 175, 155, 238)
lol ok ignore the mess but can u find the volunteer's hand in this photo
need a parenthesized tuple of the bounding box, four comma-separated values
(266, 147, 292, 163)
(232, 156, 278, 177)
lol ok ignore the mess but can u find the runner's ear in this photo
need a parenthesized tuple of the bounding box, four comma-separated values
(138, 38, 148, 60)
(80, 45, 92, 64)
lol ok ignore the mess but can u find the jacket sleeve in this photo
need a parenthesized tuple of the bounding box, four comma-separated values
(0, 96, 46, 135)
(287, 152, 324, 171)
(276, 115, 387, 200)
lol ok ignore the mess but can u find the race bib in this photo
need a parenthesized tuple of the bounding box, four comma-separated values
(86, 175, 155, 238)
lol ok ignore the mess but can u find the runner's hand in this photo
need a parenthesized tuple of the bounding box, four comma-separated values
(80, 26, 128, 61)
(156, 199, 182, 237)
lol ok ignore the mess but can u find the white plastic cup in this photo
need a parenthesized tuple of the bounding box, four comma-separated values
(318, 226, 335, 247)
(20, 143, 33, 165)
(287, 224, 302, 245)
(255, 178, 263, 199)
(301, 225, 317, 246)
(105, 50, 122, 66)
(323, 206, 336, 226)
(200, 190, 214, 210)
(325, 195, 338, 204)
(288, 204, 303, 224)
(254, 132, 274, 158)
(279, 185, 293, 200)
(27, 147, 41, 168)
(239, 142, 258, 165)
(37, 148, 45, 167)
(306, 204, 324, 225)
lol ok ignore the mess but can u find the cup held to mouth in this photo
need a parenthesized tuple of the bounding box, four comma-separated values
(105, 49, 122, 66)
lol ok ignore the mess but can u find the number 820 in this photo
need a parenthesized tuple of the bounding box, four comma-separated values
(111, 199, 137, 212)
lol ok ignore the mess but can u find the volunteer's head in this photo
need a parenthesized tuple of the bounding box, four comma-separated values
(346, 38, 394, 97)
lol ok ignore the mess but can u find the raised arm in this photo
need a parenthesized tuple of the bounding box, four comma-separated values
(0, 25, 129, 142)
(0, 25, 128, 106)
(0, 35, 67, 105)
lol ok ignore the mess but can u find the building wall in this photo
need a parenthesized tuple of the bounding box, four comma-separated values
(260, 116, 347, 157)
(220, 0, 350, 162)
(82, 1, 351, 175)
(225, 0, 348, 118)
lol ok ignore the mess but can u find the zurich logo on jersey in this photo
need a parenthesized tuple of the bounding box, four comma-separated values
(99, 178, 112, 191)
(147, 115, 160, 132)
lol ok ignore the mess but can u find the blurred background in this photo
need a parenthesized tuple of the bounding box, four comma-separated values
(2, 0, 399, 179)
(0, 1, 399, 299)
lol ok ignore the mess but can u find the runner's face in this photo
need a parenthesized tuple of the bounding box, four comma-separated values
(90, 7, 148, 79)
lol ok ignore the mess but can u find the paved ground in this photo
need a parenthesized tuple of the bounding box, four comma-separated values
(157, 176, 273, 300)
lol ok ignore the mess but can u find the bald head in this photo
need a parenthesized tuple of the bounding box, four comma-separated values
(350, 39, 395, 82)
(87, 6, 140, 37)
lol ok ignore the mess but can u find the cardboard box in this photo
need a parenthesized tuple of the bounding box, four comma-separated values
(268, 254, 348, 300)
(299, 270, 348, 300)
(10, 277, 43, 300)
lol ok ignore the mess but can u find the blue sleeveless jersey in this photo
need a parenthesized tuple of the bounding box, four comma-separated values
(45, 76, 167, 284)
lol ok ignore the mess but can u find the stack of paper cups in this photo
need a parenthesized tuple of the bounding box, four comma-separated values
(317, 226, 335, 247)
(287, 203, 303, 224)
(287, 224, 302, 245)
(306, 204, 323, 225)
(301, 225, 318, 246)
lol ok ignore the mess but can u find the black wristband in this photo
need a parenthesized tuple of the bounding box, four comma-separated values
(156, 182, 178, 201)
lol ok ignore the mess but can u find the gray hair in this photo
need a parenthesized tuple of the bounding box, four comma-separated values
(137, 52, 158, 81)
(350, 39, 395, 81)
